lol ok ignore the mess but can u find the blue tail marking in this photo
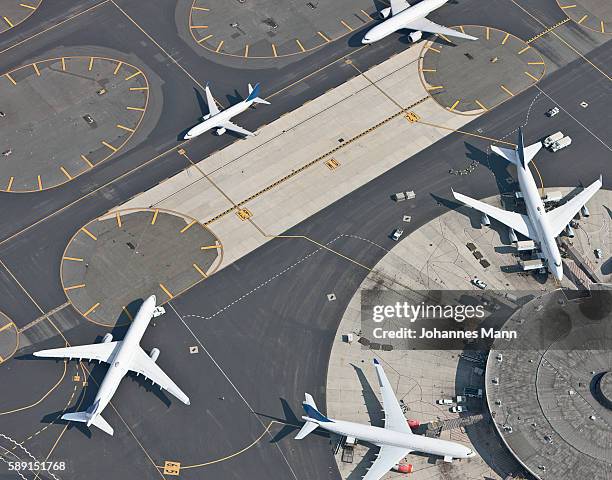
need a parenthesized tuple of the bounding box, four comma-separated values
(517, 127, 526, 168)
(246, 83, 261, 102)
(303, 403, 332, 423)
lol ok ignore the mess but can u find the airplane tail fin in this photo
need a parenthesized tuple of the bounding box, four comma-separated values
(61, 411, 114, 436)
(491, 127, 541, 168)
(246, 83, 271, 105)
(294, 393, 333, 439)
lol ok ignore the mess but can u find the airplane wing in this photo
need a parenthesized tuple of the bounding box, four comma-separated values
(34, 342, 120, 363)
(373, 359, 412, 434)
(363, 445, 411, 480)
(221, 121, 255, 136)
(548, 176, 602, 237)
(404, 18, 478, 41)
(390, 0, 410, 15)
(452, 190, 536, 239)
(129, 347, 191, 405)
(205, 85, 220, 116)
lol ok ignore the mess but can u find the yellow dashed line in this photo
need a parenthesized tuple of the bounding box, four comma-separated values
(458, 25, 466, 34)
(3, 17, 14, 28)
(192, 6, 210, 11)
(125, 71, 142, 81)
(37, 175, 42, 190)
(448, 99, 460, 112)
(129, 87, 148, 91)
(198, 34, 213, 44)
(500, 84, 514, 96)
(159, 284, 173, 299)
(88, 57, 94, 71)
(127, 106, 145, 111)
(180, 220, 196, 233)
(560, 4, 577, 8)
(317, 31, 331, 42)
(524, 71, 539, 81)
(6, 177, 14, 192)
(421, 68, 436, 72)
(102, 141, 118, 152)
(601, 21, 605, 33)
(475, 99, 488, 111)
(271, 43, 277, 57)
(116, 212, 122, 228)
(577, 14, 588, 25)
(528, 61, 545, 65)
(5, 73, 16, 85)
(201, 244, 221, 250)
(113, 61, 123, 75)
(122, 306, 133, 321)
(486, 27, 490, 40)
(360, 9, 372, 19)
(60, 166, 72, 180)
(191, 25, 209, 29)
(20, 3, 37, 10)
(193, 264, 207, 278)
(501, 32, 510, 45)
(437, 33, 451, 43)
(518, 45, 531, 54)
(33, 63, 40, 76)
(64, 284, 86, 291)
(427, 85, 444, 91)
(215, 40, 224, 53)
(81, 154, 94, 168)
(151, 209, 159, 225)
(295, 39, 305, 52)
(61, 57, 66, 71)
(244, 44, 249, 57)
(83, 303, 100, 317)
(63, 257, 83, 262)
(427, 46, 441, 53)
(116, 124, 135, 133)
(81, 227, 97, 241)
(340, 20, 353, 32)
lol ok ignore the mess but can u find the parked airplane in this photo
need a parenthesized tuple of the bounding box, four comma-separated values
(184, 83, 270, 139)
(295, 359, 475, 479)
(452, 128, 602, 281)
(34, 295, 190, 436)
(362, 0, 478, 44)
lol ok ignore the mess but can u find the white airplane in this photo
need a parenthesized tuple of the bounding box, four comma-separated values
(33, 295, 190, 436)
(362, 0, 478, 44)
(184, 83, 270, 139)
(452, 128, 602, 281)
(295, 359, 475, 479)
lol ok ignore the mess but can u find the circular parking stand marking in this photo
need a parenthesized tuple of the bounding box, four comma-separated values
(61, 209, 222, 327)
(0, 56, 148, 192)
(0, 0, 42, 34)
(557, 0, 612, 34)
(419, 26, 546, 115)
(189, 0, 376, 59)
(0, 312, 18, 365)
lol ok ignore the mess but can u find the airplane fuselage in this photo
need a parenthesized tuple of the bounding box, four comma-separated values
(306, 416, 473, 460)
(185, 99, 254, 139)
(87, 296, 156, 425)
(516, 162, 563, 280)
(363, 0, 447, 43)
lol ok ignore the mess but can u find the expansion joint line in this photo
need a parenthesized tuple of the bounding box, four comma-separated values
(526, 17, 570, 43)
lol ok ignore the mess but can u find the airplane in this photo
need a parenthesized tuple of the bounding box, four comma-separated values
(33, 295, 190, 436)
(295, 359, 475, 479)
(452, 128, 602, 281)
(184, 83, 270, 139)
(362, 0, 478, 45)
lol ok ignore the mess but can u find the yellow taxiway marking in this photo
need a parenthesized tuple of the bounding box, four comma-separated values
(360, 9, 372, 19)
(116, 212, 122, 228)
(198, 34, 213, 43)
(125, 70, 141, 80)
(63, 257, 83, 262)
(102, 141, 118, 152)
(5, 73, 16, 85)
(244, 44, 249, 57)
(500, 84, 514, 96)
(88, 57, 94, 71)
(201, 244, 221, 250)
(33, 63, 40, 76)
(20, 3, 37, 10)
(486, 26, 490, 40)
(427, 85, 444, 90)
(215, 40, 224, 52)
(116, 124, 135, 133)
(6, 177, 14, 192)
(60, 166, 72, 180)
(601, 21, 605, 33)
(180, 220, 196, 233)
(427, 46, 441, 53)
(271, 43, 277, 57)
(61, 57, 66, 71)
(458, 25, 465, 34)
(317, 31, 331, 42)
(127, 106, 145, 111)
(3, 17, 14, 28)
(501, 32, 510, 45)
(421, 68, 436, 72)
(577, 14, 588, 25)
(518, 45, 531, 54)
(122, 306, 133, 321)
(81, 227, 97, 241)
(528, 61, 545, 65)
(474, 99, 488, 111)
(0, 322, 14, 333)
(524, 71, 539, 81)
(80, 154, 94, 168)
(64, 284, 86, 291)
(193, 263, 207, 278)
(159, 283, 173, 299)
(340, 20, 353, 32)
(437, 33, 451, 43)
(560, 4, 577, 8)
(295, 39, 305, 52)
(448, 99, 460, 111)
(191, 25, 208, 29)
(37, 175, 42, 190)
(192, 6, 210, 11)
(83, 303, 100, 317)
(129, 86, 148, 91)
(113, 61, 123, 75)
(151, 208, 159, 225)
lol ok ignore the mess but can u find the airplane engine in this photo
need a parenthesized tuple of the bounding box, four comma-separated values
(408, 31, 423, 43)
(149, 348, 160, 363)
(380, 7, 392, 18)
(102, 333, 113, 343)
(215, 127, 226, 136)
(565, 224, 575, 238)
(392, 463, 413, 474)
(581, 204, 590, 217)
(481, 213, 490, 227)
(508, 228, 518, 243)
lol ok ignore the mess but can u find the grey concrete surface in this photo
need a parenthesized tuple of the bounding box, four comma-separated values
(0, 0, 42, 35)
(558, 0, 612, 34)
(0, 311, 17, 364)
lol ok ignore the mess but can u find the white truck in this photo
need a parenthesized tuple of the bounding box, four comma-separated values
(543, 131, 564, 149)
(550, 135, 572, 152)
